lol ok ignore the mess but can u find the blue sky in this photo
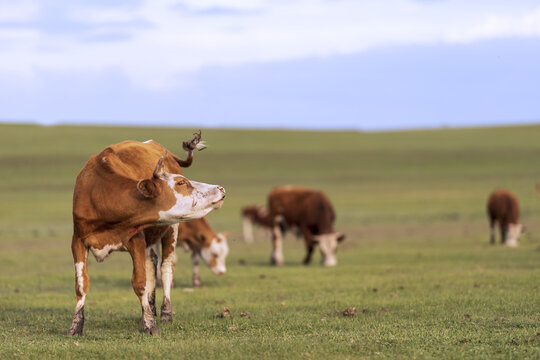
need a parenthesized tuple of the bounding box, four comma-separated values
(1, 0, 539, 130)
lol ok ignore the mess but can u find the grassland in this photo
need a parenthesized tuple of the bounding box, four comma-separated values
(0, 123, 539, 359)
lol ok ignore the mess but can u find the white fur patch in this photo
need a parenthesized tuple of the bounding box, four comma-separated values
(143, 139, 153, 143)
(75, 262, 85, 295)
(272, 225, 284, 265)
(90, 243, 122, 262)
(158, 174, 225, 224)
(75, 295, 86, 312)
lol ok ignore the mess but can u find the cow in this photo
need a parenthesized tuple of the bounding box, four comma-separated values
(241, 205, 275, 243)
(267, 186, 345, 267)
(155, 218, 229, 288)
(487, 189, 522, 247)
(67, 133, 226, 336)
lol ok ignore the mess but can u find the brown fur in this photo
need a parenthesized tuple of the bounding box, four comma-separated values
(487, 189, 520, 245)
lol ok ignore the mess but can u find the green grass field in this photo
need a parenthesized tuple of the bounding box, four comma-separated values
(1, 123, 539, 359)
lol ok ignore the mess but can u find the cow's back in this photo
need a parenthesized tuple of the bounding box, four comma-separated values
(487, 189, 520, 224)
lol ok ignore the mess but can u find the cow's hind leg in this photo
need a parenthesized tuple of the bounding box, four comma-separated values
(160, 225, 178, 322)
(147, 244, 159, 317)
(67, 235, 89, 336)
(126, 232, 159, 335)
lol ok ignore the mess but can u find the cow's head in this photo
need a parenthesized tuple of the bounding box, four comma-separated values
(313, 232, 346, 267)
(137, 152, 225, 224)
(506, 223, 522, 247)
(200, 232, 229, 275)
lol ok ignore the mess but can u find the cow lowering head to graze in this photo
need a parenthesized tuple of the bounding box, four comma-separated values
(67, 133, 225, 336)
(241, 205, 275, 243)
(155, 218, 229, 288)
(487, 189, 522, 247)
(267, 186, 345, 267)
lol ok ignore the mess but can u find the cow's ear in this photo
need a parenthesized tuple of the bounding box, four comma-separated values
(137, 179, 160, 198)
(336, 233, 346, 242)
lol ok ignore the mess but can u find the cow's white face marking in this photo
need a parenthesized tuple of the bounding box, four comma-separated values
(315, 234, 339, 267)
(158, 173, 225, 224)
(506, 223, 522, 247)
(201, 233, 229, 275)
(90, 243, 122, 262)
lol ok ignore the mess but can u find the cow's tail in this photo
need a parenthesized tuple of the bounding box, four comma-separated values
(175, 130, 207, 168)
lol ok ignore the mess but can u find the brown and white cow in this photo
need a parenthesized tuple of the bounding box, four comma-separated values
(67, 133, 225, 336)
(155, 218, 229, 288)
(487, 189, 522, 247)
(241, 205, 275, 243)
(266, 186, 345, 267)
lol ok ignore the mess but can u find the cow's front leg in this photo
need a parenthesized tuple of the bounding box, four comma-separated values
(270, 224, 284, 266)
(160, 224, 178, 322)
(126, 232, 159, 335)
(191, 252, 201, 287)
(67, 235, 89, 336)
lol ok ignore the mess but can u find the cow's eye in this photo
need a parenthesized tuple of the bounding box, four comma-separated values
(176, 180, 186, 186)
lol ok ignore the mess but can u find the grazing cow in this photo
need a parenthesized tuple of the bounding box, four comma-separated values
(267, 186, 345, 267)
(487, 189, 522, 247)
(241, 205, 275, 243)
(67, 134, 225, 336)
(155, 218, 229, 288)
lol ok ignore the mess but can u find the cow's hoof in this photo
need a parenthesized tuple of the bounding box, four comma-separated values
(193, 279, 201, 288)
(160, 312, 173, 323)
(67, 327, 83, 337)
(270, 257, 284, 266)
(144, 326, 160, 335)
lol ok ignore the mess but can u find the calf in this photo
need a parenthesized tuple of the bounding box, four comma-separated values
(267, 186, 345, 267)
(158, 218, 229, 287)
(241, 205, 275, 243)
(68, 134, 225, 336)
(487, 189, 522, 247)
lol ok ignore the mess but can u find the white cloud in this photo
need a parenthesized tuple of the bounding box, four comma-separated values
(0, 0, 539, 90)
(0, 1, 39, 22)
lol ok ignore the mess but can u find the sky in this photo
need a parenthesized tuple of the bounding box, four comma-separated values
(0, 0, 539, 131)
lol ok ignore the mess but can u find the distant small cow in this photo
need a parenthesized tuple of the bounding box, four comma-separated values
(267, 186, 345, 266)
(156, 218, 229, 287)
(487, 189, 523, 247)
(241, 205, 275, 243)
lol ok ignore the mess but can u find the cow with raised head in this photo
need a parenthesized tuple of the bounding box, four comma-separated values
(67, 133, 225, 336)
(267, 186, 345, 267)
(155, 218, 229, 288)
(487, 189, 522, 247)
(241, 205, 275, 243)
